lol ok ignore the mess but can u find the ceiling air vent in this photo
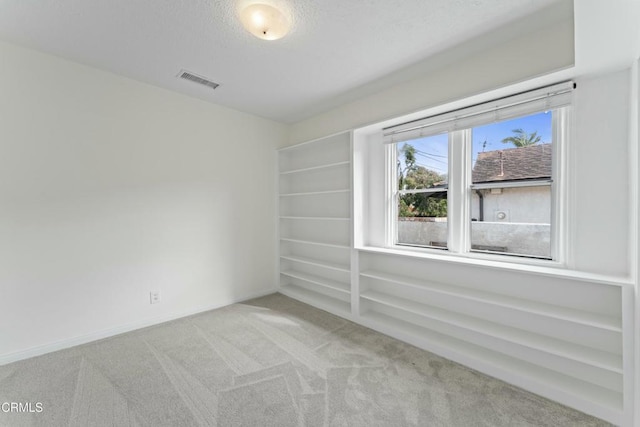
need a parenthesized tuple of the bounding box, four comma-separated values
(177, 70, 219, 90)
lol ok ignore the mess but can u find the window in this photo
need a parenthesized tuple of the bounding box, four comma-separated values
(470, 113, 553, 258)
(396, 134, 449, 248)
(385, 82, 572, 261)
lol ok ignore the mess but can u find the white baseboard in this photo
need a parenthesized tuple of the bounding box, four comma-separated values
(0, 287, 278, 366)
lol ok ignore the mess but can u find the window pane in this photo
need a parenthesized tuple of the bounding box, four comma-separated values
(398, 193, 448, 247)
(396, 134, 448, 248)
(470, 112, 552, 258)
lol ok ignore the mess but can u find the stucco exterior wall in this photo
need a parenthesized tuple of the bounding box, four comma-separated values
(398, 220, 550, 258)
(471, 186, 550, 223)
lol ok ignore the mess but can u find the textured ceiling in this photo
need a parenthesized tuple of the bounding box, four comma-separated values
(0, 0, 561, 123)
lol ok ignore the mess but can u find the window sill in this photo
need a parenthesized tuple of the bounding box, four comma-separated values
(356, 245, 633, 287)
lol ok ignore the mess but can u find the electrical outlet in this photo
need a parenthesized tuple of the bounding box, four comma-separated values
(150, 290, 161, 304)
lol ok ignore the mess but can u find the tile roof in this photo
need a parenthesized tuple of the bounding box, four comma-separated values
(472, 143, 552, 183)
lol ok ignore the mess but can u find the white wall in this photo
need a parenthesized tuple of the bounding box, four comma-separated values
(0, 41, 287, 363)
(571, 70, 630, 276)
(287, 17, 574, 145)
(631, 57, 640, 427)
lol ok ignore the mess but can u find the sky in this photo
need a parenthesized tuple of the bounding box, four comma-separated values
(399, 111, 552, 176)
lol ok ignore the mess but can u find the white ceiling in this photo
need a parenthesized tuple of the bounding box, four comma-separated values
(0, 0, 562, 123)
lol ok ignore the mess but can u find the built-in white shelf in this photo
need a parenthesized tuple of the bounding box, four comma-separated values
(280, 284, 351, 316)
(360, 270, 621, 333)
(278, 132, 352, 318)
(360, 289, 622, 376)
(280, 189, 351, 197)
(280, 223, 350, 247)
(360, 310, 622, 424)
(280, 238, 350, 250)
(279, 160, 350, 176)
(358, 245, 633, 288)
(279, 216, 350, 221)
(281, 270, 350, 294)
(280, 255, 350, 273)
(276, 129, 627, 425)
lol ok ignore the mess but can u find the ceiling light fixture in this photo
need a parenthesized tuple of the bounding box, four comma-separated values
(239, 3, 290, 41)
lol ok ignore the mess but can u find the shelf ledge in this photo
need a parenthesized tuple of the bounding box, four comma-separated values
(280, 255, 350, 272)
(279, 284, 351, 316)
(356, 246, 633, 288)
(359, 270, 621, 333)
(279, 161, 350, 175)
(361, 290, 622, 374)
(280, 189, 350, 197)
(280, 238, 350, 249)
(280, 216, 350, 221)
(281, 270, 350, 294)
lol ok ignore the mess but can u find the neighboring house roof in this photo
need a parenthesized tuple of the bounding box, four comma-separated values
(472, 143, 552, 183)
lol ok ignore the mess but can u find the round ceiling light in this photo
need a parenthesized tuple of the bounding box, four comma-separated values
(239, 3, 290, 41)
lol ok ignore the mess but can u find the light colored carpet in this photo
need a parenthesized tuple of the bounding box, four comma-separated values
(0, 293, 610, 426)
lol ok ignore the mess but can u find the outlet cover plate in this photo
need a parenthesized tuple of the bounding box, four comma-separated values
(150, 290, 161, 304)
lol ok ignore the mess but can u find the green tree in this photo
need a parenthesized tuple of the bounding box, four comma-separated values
(397, 143, 447, 218)
(397, 143, 417, 190)
(501, 128, 541, 147)
(404, 166, 442, 190)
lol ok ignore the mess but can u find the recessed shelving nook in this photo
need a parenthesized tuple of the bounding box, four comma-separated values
(278, 132, 353, 317)
(277, 129, 631, 426)
(357, 250, 624, 415)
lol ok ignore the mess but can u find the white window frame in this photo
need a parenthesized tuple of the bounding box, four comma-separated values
(384, 105, 571, 266)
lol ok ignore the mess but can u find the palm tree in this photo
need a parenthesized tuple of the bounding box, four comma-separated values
(501, 128, 541, 147)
